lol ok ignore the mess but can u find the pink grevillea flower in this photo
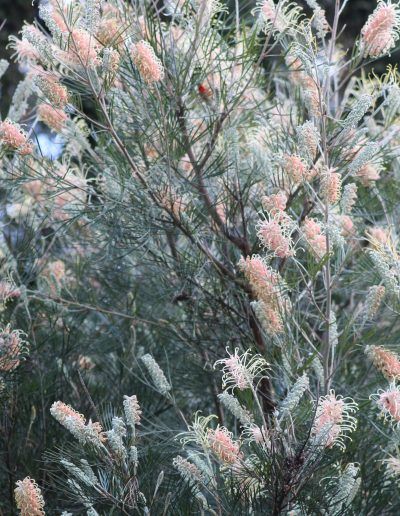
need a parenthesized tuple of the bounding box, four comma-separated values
(303, 217, 327, 259)
(14, 477, 45, 516)
(214, 348, 269, 391)
(283, 154, 308, 184)
(131, 40, 165, 84)
(262, 191, 288, 214)
(44, 259, 66, 287)
(238, 255, 281, 299)
(246, 424, 270, 446)
(8, 36, 40, 62)
(97, 13, 127, 48)
(238, 255, 288, 334)
(260, 0, 286, 31)
(256, 0, 300, 33)
(366, 226, 391, 246)
(374, 384, 400, 425)
(76, 355, 95, 371)
(361, 1, 400, 57)
(0, 326, 24, 372)
(321, 169, 342, 204)
(366, 346, 400, 380)
(36, 74, 68, 108)
(285, 52, 303, 84)
(257, 214, 294, 258)
(0, 120, 33, 155)
(50, 401, 106, 446)
(356, 162, 380, 187)
(62, 29, 101, 67)
(258, 301, 285, 334)
(0, 280, 21, 304)
(303, 75, 321, 116)
(336, 214, 354, 238)
(37, 104, 68, 133)
(312, 391, 358, 449)
(207, 426, 241, 464)
(384, 456, 400, 477)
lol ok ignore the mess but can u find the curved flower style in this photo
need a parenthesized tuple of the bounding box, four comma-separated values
(312, 391, 358, 449)
(50, 401, 105, 446)
(366, 346, 400, 380)
(214, 348, 269, 391)
(207, 426, 241, 464)
(373, 384, 400, 426)
(361, 1, 400, 57)
(0, 119, 33, 155)
(14, 477, 45, 516)
(257, 213, 295, 258)
(130, 40, 165, 84)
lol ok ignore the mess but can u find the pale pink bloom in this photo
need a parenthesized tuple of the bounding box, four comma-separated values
(214, 348, 268, 391)
(260, 302, 285, 334)
(23, 179, 45, 201)
(50, 400, 86, 431)
(217, 350, 249, 390)
(50, 400, 106, 445)
(0, 326, 24, 372)
(247, 424, 270, 446)
(238, 255, 284, 304)
(262, 191, 288, 213)
(366, 346, 400, 380)
(8, 37, 40, 62)
(285, 52, 303, 84)
(0, 120, 33, 155)
(207, 426, 241, 464)
(77, 355, 95, 371)
(131, 40, 164, 84)
(37, 104, 68, 133)
(385, 456, 400, 477)
(61, 29, 101, 67)
(283, 154, 308, 184)
(36, 73, 68, 108)
(97, 17, 126, 48)
(45, 260, 65, 285)
(337, 215, 354, 237)
(356, 162, 380, 186)
(361, 1, 400, 57)
(312, 391, 357, 448)
(257, 215, 294, 258)
(238, 255, 289, 334)
(14, 477, 45, 516)
(180, 154, 193, 175)
(42, 259, 66, 295)
(303, 217, 326, 259)
(366, 226, 390, 246)
(53, 10, 69, 33)
(0, 280, 21, 304)
(303, 75, 321, 116)
(259, 0, 289, 32)
(376, 385, 400, 424)
(322, 169, 342, 204)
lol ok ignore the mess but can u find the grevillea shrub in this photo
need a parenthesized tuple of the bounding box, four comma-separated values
(3, 0, 400, 513)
